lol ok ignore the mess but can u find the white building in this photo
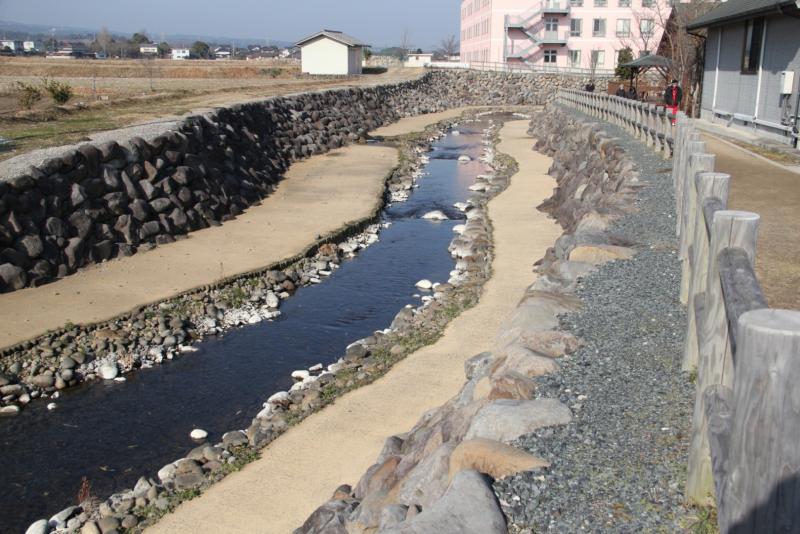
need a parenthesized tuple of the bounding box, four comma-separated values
(139, 45, 159, 55)
(405, 53, 434, 68)
(172, 48, 191, 60)
(214, 47, 232, 59)
(23, 41, 42, 52)
(295, 30, 367, 75)
(1, 40, 24, 52)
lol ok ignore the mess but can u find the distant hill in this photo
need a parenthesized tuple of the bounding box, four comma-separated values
(0, 19, 293, 48)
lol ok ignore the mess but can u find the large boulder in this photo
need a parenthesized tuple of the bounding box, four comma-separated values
(449, 438, 548, 480)
(381, 470, 507, 534)
(464, 399, 572, 442)
(293, 498, 357, 534)
(490, 345, 559, 378)
(568, 244, 634, 265)
(0, 263, 27, 291)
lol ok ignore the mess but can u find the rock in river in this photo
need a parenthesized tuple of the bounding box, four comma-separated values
(190, 429, 208, 441)
(415, 279, 433, 290)
(422, 210, 449, 221)
(98, 362, 118, 380)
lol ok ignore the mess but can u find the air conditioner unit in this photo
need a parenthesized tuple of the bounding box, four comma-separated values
(779, 71, 795, 95)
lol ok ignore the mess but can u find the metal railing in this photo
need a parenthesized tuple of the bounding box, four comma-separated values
(556, 87, 800, 533)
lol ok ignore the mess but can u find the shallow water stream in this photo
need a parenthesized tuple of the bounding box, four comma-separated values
(0, 118, 497, 532)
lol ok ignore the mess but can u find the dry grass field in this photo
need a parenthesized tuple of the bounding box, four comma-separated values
(0, 57, 422, 162)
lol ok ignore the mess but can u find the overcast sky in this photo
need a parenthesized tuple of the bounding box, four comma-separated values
(0, 0, 459, 49)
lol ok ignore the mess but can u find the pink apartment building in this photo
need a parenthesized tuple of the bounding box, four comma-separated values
(459, 0, 671, 71)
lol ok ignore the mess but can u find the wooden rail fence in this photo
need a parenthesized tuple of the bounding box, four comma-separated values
(557, 89, 800, 533)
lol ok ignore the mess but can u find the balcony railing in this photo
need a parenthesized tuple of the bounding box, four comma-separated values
(540, 31, 570, 44)
(542, 1, 571, 14)
(429, 60, 616, 77)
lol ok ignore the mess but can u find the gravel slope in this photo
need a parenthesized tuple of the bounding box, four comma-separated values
(494, 111, 697, 532)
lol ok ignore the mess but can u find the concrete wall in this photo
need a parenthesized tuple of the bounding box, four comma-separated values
(701, 15, 800, 143)
(301, 37, 350, 75)
(405, 54, 433, 68)
(0, 69, 608, 293)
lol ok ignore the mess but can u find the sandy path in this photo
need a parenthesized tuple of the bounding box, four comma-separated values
(702, 135, 800, 310)
(0, 145, 395, 349)
(371, 108, 483, 137)
(147, 120, 562, 534)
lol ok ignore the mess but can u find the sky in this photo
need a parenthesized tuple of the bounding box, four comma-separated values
(0, 0, 460, 50)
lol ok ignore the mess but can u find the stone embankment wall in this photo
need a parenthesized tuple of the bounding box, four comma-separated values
(295, 107, 640, 534)
(0, 70, 609, 294)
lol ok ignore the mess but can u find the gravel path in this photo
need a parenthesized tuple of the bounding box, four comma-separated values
(494, 111, 697, 532)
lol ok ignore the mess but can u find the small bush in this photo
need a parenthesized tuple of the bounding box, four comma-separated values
(15, 81, 42, 109)
(41, 77, 74, 105)
(261, 67, 282, 78)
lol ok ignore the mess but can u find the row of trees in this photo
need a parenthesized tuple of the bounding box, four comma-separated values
(377, 32, 459, 61)
(93, 27, 215, 59)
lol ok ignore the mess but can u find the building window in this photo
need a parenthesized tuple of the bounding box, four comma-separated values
(570, 0, 584, 6)
(570, 19, 582, 37)
(616, 19, 631, 37)
(639, 18, 654, 37)
(544, 49, 557, 63)
(545, 17, 559, 32)
(619, 0, 631, 6)
(591, 49, 605, 66)
(741, 17, 764, 74)
(568, 49, 581, 67)
(642, 0, 654, 6)
(593, 18, 606, 37)
(594, 0, 607, 6)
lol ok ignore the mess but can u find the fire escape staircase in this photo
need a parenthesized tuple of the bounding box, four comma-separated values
(505, 2, 570, 62)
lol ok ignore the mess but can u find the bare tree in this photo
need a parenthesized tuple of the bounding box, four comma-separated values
(399, 29, 412, 61)
(617, 3, 665, 60)
(652, 0, 716, 116)
(97, 26, 111, 56)
(138, 56, 158, 92)
(438, 35, 459, 57)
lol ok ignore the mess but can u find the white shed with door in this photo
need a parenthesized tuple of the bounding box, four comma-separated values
(295, 30, 367, 76)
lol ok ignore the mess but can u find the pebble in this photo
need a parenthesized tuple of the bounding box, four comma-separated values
(47, 403, 57, 411)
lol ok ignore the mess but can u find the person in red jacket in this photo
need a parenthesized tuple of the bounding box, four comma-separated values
(664, 79, 682, 125)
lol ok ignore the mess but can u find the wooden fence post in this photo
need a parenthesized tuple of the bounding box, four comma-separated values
(683, 172, 731, 370)
(715, 309, 800, 533)
(680, 150, 715, 305)
(685, 210, 760, 502)
(675, 133, 702, 235)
